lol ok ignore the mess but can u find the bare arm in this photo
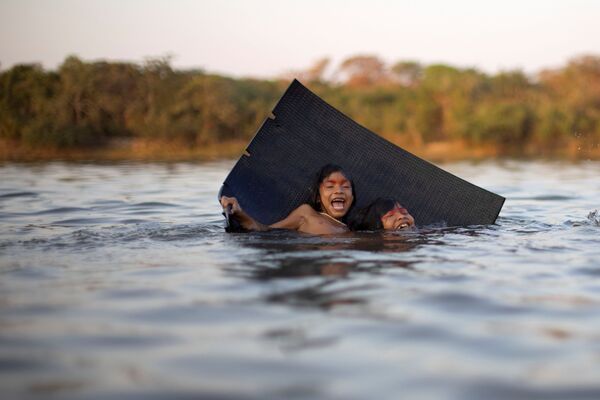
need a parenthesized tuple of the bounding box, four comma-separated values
(269, 204, 312, 231)
(220, 197, 314, 232)
(273, 204, 347, 234)
(220, 196, 269, 231)
(220, 198, 343, 234)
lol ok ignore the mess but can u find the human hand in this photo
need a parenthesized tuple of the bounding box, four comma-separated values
(219, 196, 264, 231)
(220, 196, 242, 214)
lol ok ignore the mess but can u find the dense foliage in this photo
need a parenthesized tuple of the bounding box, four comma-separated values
(2, 54, 599, 151)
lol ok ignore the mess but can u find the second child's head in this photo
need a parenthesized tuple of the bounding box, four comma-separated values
(349, 198, 415, 231)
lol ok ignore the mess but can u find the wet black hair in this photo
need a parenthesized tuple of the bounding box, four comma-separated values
(348, 198, 398, 231)
(309, 164, 355, 221)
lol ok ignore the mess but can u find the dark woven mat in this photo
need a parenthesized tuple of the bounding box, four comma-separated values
(220, 80, 505, 227)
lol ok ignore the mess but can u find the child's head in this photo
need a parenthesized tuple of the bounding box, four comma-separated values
(349, 198, 414, 231)
(310, 164, 354, 220)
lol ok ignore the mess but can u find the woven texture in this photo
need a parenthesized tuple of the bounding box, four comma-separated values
(220, 80, 505, 227)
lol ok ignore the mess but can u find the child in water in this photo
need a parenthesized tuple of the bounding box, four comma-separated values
(220, 165, 415, 234)
(349, 198, 415, 231)
(220, 164, 353, 234)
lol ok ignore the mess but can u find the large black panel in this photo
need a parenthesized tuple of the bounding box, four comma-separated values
(220, 80, 504, 227)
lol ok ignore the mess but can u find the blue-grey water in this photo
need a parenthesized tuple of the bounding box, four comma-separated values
(1, 160, 599, 400)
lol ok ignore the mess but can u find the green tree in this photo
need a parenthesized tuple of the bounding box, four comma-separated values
(0, 64, 57, 140)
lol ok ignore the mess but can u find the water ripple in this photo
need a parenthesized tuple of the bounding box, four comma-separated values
(33, 207, 90, 215)
(1, 161, 600, 400)
(0, 191, 39, 199)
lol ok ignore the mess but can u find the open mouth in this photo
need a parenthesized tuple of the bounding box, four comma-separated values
(331, 198, 346, 211)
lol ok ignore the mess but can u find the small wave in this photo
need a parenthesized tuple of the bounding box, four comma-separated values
(90, 200, 128, 206)
(129, 202, 180, 208)
(145, 224, 220, 241)
(510, 195, 577, 201)
(33, 207, 89, 215)
(118, 218, 149, 224)
(14, 223, 222, 251)
(423, 291, 530, 315)
(52, 218, 114, 225)
(500, 217, 554, 232)
(587, 210, 600, 226)
(72, 223, 218, 243)
(0, 191, 38, 199)
(564, 210, 600, 227)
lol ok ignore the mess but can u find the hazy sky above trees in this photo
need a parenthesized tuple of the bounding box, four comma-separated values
(1, 0, 599, 77)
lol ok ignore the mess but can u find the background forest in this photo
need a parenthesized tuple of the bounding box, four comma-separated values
(2, 54, 600, 160)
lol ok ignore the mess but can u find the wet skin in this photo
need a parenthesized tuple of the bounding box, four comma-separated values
(318, 172, 354, 219)
(220, 173, 416, 233)
(381, 203, 415, 230)
(219, 171, 354, 234)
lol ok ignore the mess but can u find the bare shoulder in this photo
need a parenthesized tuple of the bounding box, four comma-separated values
(269, 204, 316, 230)
(291, 204, 320, 218)
(295, 204, 348, 234)
(295, 204, 317, 213)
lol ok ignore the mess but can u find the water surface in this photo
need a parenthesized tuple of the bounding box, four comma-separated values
(1, 160, 600, 399)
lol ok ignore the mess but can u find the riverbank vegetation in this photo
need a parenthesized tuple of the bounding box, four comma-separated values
(2, 54, 600, 161)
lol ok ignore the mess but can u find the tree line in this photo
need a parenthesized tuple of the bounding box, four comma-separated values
(1, 54, 599, 153)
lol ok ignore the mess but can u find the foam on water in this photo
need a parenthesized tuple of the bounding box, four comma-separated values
(587, 209, 600, 226)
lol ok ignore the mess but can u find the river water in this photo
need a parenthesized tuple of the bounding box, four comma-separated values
(1, 160, 599, 399)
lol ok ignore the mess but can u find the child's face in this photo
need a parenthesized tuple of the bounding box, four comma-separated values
(381, 203, 414, 230)
(318, 171, 353, 219)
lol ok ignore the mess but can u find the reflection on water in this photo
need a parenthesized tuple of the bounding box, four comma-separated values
(1, 160, 600, 399)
